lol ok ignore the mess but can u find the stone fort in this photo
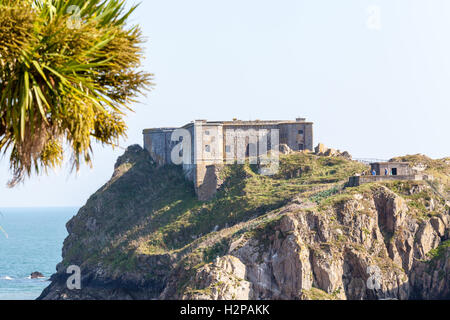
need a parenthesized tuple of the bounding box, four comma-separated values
(143, 118, 313, 200)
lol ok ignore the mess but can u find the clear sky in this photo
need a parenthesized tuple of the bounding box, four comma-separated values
(1, 0, 449, 207)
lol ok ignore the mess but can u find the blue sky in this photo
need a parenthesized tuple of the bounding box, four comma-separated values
(1, 0, 450, 207)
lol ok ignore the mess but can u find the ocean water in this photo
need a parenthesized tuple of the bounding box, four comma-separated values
(0, 207, 78, 300)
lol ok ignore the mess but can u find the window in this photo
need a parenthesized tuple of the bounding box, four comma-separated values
(299, 144, 304, 150)
(245, 144, 254, 157)
(205, 130, 210, 136)
(298, 130, 304, 135)
(391, 168, 398, 176)
(225, 145, 231, 153)
(205, 145, 211, 152)
(179, 149, 183, 157)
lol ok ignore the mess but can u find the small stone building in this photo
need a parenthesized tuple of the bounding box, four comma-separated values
(348, 161, 429, 187)
(371, 162, 414, 176)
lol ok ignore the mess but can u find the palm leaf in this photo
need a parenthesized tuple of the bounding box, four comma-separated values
(0, 0, 154, 186)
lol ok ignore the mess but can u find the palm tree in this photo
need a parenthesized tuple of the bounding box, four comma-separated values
(0, 0, 153, 186)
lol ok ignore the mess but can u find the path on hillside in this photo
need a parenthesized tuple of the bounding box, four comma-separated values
(172, 182, 344, 263)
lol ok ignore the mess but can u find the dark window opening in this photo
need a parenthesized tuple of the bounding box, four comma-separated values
(246, 144, 257, 157)
(299, 144, 304, 150)
(391, 168, 398, 176)
(298, 130, 304, 134)
(225, 145, 231, 153)
(205, 145, 211, 152)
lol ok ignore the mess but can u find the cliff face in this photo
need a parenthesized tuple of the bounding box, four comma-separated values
(170, 188, 449, 300)
(39, 146, 450, 300)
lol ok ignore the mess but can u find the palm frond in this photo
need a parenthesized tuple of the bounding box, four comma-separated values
(0, 0, 153, 186)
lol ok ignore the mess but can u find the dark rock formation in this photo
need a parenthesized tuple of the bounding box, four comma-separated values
(31, 272, 44, 279)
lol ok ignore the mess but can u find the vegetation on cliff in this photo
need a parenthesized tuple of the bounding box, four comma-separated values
(61, 147, 367, 268)
(390, 154, 450, 194)
(39, 146, 450, 300)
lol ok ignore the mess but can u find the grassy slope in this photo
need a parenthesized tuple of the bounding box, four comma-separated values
(135, 154, 367, 256)
(390, 154, 450, 196)
(317, 154, 450, 222)
(63, 150, 367, 271)
(177, 161, 450, 298)
(64, 150, 449, 278)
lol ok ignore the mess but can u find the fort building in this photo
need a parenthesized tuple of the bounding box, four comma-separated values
(143, 118, 313, 199)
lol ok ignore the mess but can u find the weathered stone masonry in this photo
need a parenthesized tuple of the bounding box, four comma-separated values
(143, 118, 313, 200)
(348, 162, 433, 187)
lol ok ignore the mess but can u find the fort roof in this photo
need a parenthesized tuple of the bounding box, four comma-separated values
(142, 127, 178, 134)
(370, 162, 411, 166)
(143, 118, 313, 133)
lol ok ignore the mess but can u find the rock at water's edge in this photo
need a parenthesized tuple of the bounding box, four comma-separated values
(31, 272, 44, 279)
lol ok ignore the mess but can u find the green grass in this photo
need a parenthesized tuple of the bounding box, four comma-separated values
(134, 154, 367, 256)
(203, 239, 230, 263)
(60, 151, 382, 272)
(275, 153, 368, 184)
(390, 154, 450, 195)
(383, 180, 447, 220)
(310, 185, 343, 204)
(315, 183, 376, 212)
(301, 287, 338, 300)
(427, 240, 450, 261)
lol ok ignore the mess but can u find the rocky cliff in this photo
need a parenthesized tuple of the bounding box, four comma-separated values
(38, 146, 450, 300)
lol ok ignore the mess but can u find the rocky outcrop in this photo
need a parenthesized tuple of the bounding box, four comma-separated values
(180, 256, 252, 300)
(38, 146, 450, 300)
(31, 272, 44, 279)
(410, 245, 450, 299)
(163, 186, 449, 300)
(279, 144, 294, 155)
(315, 143, 352, 160)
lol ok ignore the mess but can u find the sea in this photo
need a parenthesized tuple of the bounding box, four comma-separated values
(0, 207, 78, 300)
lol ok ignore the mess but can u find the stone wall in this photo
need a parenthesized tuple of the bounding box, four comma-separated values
(280, 123, 307, 151)
(196, 164, 225, 201)
(348, 175, 426, 187)
(371, 163, 414, 176)
(303, 123, 314, 151)
(143, 129, 176, 166)
(193, 121, 223, 191)
(223, 125, 279, 164)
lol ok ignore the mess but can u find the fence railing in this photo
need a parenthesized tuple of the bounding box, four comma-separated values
(353, 158, 389, 165)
